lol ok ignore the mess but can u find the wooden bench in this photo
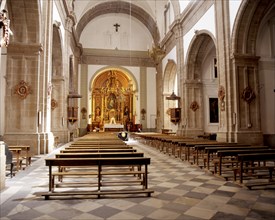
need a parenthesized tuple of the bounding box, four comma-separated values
(193, 143, 239, 166)
(55, 152, 144, 159)
(215, 148, 274, 177)
(66, 145, 133, 149)
(71, 141, 125, 146)
(60, 148, 137, 153)
(42, 157, 153, 199)
(234, 152, 275, 188)
(54, 152, 145, 183)
(182, 141, 221, 162)
(203, 145, 263, 170)
(9, 145, 32, 168)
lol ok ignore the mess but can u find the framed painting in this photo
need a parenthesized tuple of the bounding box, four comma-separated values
(209, 98, 219, 123)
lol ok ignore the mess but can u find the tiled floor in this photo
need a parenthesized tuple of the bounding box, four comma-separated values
(1, 137, 275, 220)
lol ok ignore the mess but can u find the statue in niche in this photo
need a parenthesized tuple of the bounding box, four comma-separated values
(95, 106, 101, 122)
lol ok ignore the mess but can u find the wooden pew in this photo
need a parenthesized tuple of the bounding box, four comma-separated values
(55, 152, 144, 182)
(55, 152, 144, 158)
(42, 157, 154, 199)
(179, 141, 220, 161)
(9, 145, 31, 168)
(204, 145, 264, 170)
(60, 148, 137, 153)
(215, 148, 274, 177)
(235, 152, 275, 187)
(193, 143, 238, 166)
(66, 145, 133, 150)
(71, 140, 125, 146)
(8, 147, 22, 172)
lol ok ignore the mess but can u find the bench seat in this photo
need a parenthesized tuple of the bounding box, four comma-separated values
(41, 189, 154, 200)
(44, 157, 153, 199)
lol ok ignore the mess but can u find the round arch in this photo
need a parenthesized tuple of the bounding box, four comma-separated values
(184, 31, 218, 136)
(76, 1, 160, 45)
(232, 0, 275, 54)
(90, 66, 138, 92)
(162, 59, 178, 129)
(163, 59, 177, 94)
(52, 22, 63, 77)
(230, 0, 275, 145)
(185, 30, 216, 80)
(7, 0, 40, 44)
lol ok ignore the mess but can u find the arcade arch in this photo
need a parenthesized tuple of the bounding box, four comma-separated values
(185, 32, 218, 136)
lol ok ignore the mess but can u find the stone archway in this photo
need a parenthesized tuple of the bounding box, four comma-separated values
(163, 59, 177, 130)
(231, 0, 275, 145)
(185, 32, 217, 137)
(51, 22, 66, 145)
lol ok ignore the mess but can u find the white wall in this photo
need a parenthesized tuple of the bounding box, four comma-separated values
(183, 5, 216, 61)
(229, 0, 242, 36)
(80, 14, 152, 51)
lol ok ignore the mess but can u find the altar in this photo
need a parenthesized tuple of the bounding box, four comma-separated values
(103, 123, 124, 132)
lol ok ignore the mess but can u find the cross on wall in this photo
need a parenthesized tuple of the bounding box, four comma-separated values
(113, 23, 120, 32)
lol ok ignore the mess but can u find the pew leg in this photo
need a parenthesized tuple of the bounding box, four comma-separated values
(268, 168, 274, 182)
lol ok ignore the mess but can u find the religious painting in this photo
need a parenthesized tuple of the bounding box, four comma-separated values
(209, 98, 219, 123)
(107, 93, 116, 109)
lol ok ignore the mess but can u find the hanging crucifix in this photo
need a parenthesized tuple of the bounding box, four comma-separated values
(113, 23, 120, 32)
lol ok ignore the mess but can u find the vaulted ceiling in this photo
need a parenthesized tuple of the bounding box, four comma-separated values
(71, 0, 180, 51)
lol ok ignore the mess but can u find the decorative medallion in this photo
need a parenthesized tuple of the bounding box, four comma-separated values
(218, 85, 225, 101)
(241, 86, 256, 104)
(51, 99, 58, 110)
(14, 80, 32, 99)
(190, 101, 199, 112)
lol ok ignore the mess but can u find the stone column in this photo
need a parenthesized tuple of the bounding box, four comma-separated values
(5, 43, 46, 155)
(172, 22, 185, 136)
(4, 0, 55, 155)
(232, 54, 263, 145)
(64, 13, 77, 140)
(79, 64, 88, 135)
(214, 0, 231, 142)
(140, 67, 147, 130)
(155, 64, 163, 133)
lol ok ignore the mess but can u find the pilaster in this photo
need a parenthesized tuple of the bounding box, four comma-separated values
(214, 0, 231, 142)
(140, 67, 147, 130)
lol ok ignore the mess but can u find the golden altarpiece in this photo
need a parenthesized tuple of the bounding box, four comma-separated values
(91, 70, 136, 131)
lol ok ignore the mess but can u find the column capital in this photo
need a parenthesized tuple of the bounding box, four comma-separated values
(65, 12, 76, 32)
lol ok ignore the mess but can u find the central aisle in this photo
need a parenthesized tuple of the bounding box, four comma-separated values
(1, 136, 275, 219)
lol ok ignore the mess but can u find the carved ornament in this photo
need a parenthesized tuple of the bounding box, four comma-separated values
(14, 80, 32, 99)
(51, 99, 58, 110)
(190, 101, 199, 112)
(218, 86, 225, 101)
(242, 86, 255, 104)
